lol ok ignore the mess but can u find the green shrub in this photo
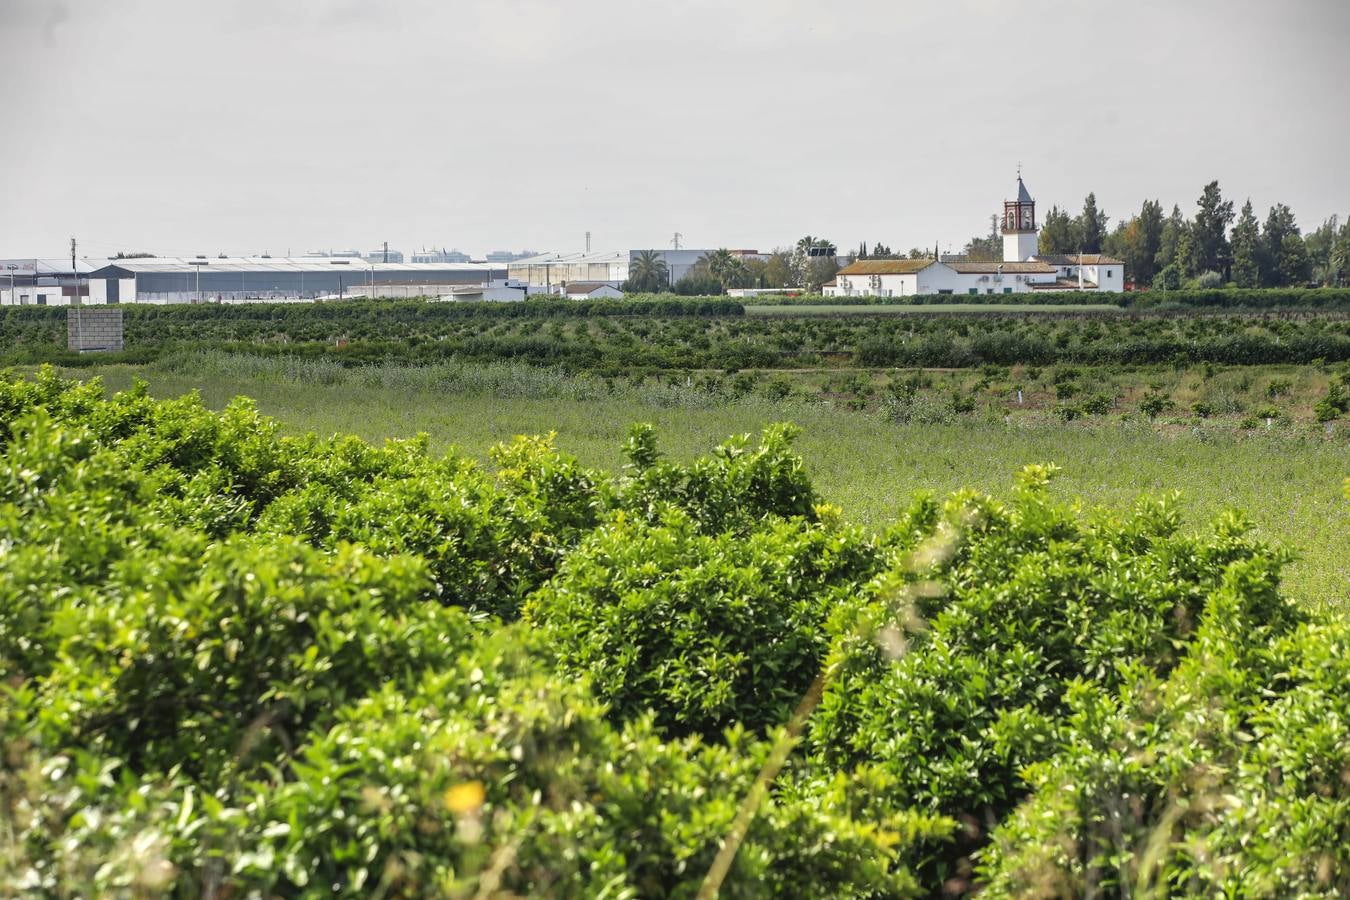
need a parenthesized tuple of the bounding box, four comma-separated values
(978, 560, 1339, 897)
(2, 370, 1345, 897)
(1313, 375, 1348, 422)
(1080, 393, 1114, 415)
(525, 509, 879, 738)
(1139, 389, 1173, 418)
(806, 468, 1292, 886)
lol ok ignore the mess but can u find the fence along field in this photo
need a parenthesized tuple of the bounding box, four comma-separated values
(2, 367, 1349, 896)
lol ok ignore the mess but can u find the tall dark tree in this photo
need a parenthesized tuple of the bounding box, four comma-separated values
(1190, 181, 1234, 276)
(1155, 204, 1187, 273)
(1277, 233, 1311, 287)
(1076, 193, 1108, 253)
(1304, 216, 1341, 286)
(1039, 205, 1080, 255)
(1260, 204, 1300, 286)
(1231, 199, 1261, 288)
(1332, 221, 1350, 287)
(1113, 199, 1164, 286)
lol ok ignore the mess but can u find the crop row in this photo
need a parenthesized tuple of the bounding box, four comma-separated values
(4, 302, 1349, 371)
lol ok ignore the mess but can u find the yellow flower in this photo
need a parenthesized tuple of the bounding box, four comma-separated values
(444, 781, 486, 814)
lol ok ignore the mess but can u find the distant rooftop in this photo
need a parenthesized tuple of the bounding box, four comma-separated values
(87, 257, 506, 275)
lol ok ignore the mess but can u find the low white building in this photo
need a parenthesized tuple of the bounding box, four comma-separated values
(0, 257, 98, 306)
(1033, 254, 1125, 291)
(827, 258, 1062, 297)
(826, 176, 1125, 296)
(563, 282, 624, 300)
(507, 248, 717, 289)
(82, 257, 508, 304)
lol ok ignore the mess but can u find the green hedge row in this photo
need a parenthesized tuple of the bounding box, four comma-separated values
(740, 287, 1350, 309)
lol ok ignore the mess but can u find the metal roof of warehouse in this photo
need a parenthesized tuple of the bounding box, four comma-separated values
(0, 258, 100, 275)
(87, 257, 505, 275)
(511, 250, 630, 265)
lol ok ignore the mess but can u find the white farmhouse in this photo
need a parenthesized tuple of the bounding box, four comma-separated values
(563, 282, 625, 300)
(825, 176, 1124, 297)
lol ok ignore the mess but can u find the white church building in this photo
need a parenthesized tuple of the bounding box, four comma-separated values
(826, 177, 1124, 297)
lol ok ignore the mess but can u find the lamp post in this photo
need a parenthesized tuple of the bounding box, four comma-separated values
(5, 264, 16, 305)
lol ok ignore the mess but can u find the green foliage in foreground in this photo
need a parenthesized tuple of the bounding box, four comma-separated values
(2, 368, 1348, 896)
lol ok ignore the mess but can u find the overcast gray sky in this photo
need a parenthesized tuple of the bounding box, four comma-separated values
(2, 0, 1347, 260)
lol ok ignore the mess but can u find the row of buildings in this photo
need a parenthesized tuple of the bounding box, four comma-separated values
(825, 177, 1123, 296)
(0, 249, 714, 305)
(302, 248, 540, 265)
(1, 177, 1122, 306)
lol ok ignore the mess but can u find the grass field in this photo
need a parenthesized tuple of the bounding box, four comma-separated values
(65, 354, 1349, 610)
(744, 303, 1123, 316)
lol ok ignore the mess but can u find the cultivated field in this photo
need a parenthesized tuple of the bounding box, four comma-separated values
(5, 294, 1349, 896)
(69, 353, 1349, 608)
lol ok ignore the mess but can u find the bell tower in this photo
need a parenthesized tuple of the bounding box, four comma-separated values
(1002, 173, 1038, 262)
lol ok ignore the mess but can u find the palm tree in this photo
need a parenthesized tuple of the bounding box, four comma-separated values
(700, 248, 737, 288)
(626, 250, 669, 293)
(723, 257, 753, 289)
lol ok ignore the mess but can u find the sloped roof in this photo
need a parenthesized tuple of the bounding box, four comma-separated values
(1016, 176, 1033, 203)
(563, 281, 619, 294)
(837, 259, 935, 275)
(946, 261, 1056, 275)
(0, 257, 100, 275)
(86, 257, 504, 277)
(1036, 253, 1124, 266)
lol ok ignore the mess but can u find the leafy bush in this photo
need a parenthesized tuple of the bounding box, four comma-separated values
(1313, 374, 1348, 422)
(2, 370, 1346, 897)
(978, 560, 1340, 897)
(1139, 389, 1173, 418)
(806, 468, 1295, 886)
(526, 509, 879, 738)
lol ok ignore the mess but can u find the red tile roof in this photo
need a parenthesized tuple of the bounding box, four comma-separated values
(837, 259, 935, 275)
(946, 261, 1056, 275)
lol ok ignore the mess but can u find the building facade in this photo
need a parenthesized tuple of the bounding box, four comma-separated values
(825, 176, 1124, 296)
(80, 257, 507, 304)
(507, 249, 717, 290)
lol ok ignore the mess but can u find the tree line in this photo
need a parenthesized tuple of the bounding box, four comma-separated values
(625, 238, 844, 294)
(1029, 182, 1348, 289)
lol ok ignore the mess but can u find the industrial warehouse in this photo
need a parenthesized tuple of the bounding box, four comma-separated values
(10, 257, 511, 306)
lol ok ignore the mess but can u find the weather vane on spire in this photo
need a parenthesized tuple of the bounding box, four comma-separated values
(1017, 161, 1022, 178)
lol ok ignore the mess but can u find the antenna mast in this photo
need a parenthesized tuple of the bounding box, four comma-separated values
(70, 236, 80, 306)
(672, 232, 682, 250)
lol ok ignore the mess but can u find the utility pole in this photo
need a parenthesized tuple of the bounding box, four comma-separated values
(383, 241, 388, 264)
(585, 231, 591, 253)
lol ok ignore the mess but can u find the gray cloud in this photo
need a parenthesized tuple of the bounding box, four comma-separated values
(1, 0, 1347, 259)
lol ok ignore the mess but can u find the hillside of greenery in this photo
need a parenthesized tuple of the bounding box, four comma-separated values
(2, 367, 1348, 896)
